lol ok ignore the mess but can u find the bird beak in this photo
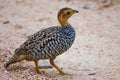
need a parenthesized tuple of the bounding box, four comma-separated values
(73, 9, 79, 14)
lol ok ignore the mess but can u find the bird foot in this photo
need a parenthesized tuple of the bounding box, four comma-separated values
(36, 70, 41, 74)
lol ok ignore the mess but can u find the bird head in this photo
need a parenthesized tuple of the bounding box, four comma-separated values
(57, 7, 78, 27)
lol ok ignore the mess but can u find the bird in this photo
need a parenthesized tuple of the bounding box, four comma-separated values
(4, 7, 78, 75)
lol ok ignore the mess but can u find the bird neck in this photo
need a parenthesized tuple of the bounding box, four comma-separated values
(58, 17, 69, 28)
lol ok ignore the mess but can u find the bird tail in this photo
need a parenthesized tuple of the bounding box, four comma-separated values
(4, 48, 25, 68)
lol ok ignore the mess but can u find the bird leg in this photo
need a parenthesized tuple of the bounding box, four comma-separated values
(50, 58, 67, 75)
(34, 60, 41, 73)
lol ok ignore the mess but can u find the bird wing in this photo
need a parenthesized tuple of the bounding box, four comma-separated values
(28, 27, 59, 41)
(20, 26, 60, 54)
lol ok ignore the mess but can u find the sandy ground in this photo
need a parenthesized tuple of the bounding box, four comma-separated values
(0, 0, 120, 80)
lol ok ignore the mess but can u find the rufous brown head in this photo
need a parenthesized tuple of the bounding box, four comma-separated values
(57, 7, 78, 27)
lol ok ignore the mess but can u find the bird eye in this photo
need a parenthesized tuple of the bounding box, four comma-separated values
(67, 11, 70, 15)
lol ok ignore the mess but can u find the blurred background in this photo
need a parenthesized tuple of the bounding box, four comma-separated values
(0, 0, 120, 80)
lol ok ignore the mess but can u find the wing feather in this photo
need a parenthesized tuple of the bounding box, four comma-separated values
(19, 26, 60, 54)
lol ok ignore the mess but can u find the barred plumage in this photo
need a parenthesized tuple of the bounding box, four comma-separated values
(20, 25, 75, 60)
(5, 7, 78, 75)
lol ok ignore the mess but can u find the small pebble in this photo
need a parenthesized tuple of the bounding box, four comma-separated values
(88, 72, 96, 75)
(3, 20, 9, 24)
(81, 3, 90, 9)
